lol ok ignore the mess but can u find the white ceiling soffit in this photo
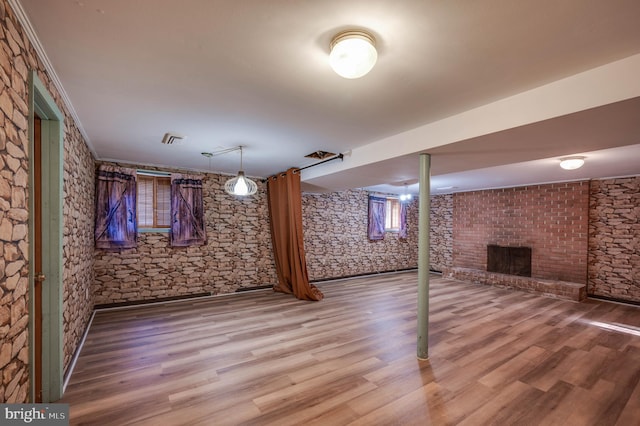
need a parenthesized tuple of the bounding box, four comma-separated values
(302, 55, 640, 192)
(14, 0, 640, 192)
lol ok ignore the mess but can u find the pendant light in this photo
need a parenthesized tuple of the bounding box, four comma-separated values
(225, 146, 258, 196)
(399, 193, 412, 202)
(399, 184, 412, 202)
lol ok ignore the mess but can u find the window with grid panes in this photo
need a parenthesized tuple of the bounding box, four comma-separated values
(385, 198, 401, 231)
(137, 174, 171, 228)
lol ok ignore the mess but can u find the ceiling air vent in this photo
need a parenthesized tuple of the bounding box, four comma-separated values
(161, 132, 186, 145)
(305, 150, 336, 160)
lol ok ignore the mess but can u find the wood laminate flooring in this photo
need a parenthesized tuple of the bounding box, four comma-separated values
(61, 272, 640, 425)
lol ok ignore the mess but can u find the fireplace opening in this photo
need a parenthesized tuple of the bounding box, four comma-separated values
(487, 245, 531, 277)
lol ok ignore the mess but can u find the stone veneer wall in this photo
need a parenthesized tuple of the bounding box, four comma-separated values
(429, 194, 453, 272)
(95, 184, 455, 301)
(452, 182, 590, 283)
(62, 125, 94, 370)
(93, 164, 277, 305)
(301, 190, 415, 280)
(302, 191, 452, 280)
(588, 176, 640, 303)
(0, 0, 95, 402)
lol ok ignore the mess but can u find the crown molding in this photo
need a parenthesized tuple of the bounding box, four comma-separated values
(8, 0, 97, 158)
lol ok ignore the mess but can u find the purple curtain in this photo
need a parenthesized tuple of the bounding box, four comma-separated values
(368, 196, 386, 240)
(95, 164, 137, 249)
(170, 174, 206, 247)
(399, 202, 408, 239)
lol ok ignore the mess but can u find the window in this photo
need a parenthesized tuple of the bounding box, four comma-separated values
(368, 195, 408, 240)
(137, 173, 171, 228)
(385, 198, 401, 231)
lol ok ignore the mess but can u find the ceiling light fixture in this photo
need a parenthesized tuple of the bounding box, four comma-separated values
(559, 156, 585, 170)
(399, 184, 412, 202)
(329, 30, 377, 79)
(225, 146, 258, 196)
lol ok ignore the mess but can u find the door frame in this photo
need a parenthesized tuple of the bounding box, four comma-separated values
(28, 71, 64, 402)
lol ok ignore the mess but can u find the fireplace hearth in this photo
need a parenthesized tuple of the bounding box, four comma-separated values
(487, 245, 532, 277)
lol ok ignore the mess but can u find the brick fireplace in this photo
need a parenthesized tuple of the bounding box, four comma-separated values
(446, 182, 589, 301)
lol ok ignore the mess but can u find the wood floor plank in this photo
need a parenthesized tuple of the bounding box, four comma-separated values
(615, 374, 640, 426)
(61, 271, 640, 425)
(253, 381, 377, 426)
(477, 345, 546, 389)
(456, 380, 537, 426)
(252, 357, 383, 413)
(348, 380, 450, 426)
(547, 379, 617, 425)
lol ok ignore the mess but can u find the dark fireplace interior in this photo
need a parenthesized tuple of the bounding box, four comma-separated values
(487, 245, 532, 277)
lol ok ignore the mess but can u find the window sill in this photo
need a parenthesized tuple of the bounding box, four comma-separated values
(138, 228, 170, 233)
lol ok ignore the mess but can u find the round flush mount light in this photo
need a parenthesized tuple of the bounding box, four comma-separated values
(329, 30, 377, 79)
(559, 156, 585, 170)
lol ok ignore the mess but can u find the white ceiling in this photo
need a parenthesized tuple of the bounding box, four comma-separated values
(16, 0, 640, 194)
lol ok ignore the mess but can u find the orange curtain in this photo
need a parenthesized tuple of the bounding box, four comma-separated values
(267, 168, 324, 301)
